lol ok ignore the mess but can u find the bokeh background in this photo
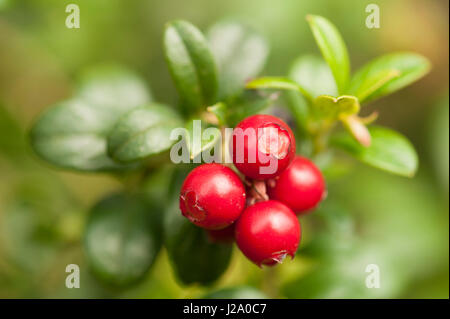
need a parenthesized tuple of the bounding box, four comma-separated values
(0, 0, 448, 298)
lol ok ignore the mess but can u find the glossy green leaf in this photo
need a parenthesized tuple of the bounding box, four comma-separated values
(164, 20, 218, 114)
(30, 99, 128, 171)
(164, 167, 233, 285)
(289, 54, 338, 98)
(349, 69, 400, 103)
(246, 76, 313, 103)
(208, 20, 269, 100)
(307, 15, 350, 94)
(204, 286, 268, 299)
(331, 126, 418, 177)
(107, 104, 182, 163)
(348, 53, 431, 103)
(30, 65, 151, 171)
(84, 192, 162, 287)
(314, 95, 360, 119)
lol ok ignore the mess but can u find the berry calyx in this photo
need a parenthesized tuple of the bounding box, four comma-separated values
(235, 200, 301, 267)
(206, 224, 236, 243)
(267, 156, 326, 214)
(231, 115, 296, 179)
(180, 163, 246, 230)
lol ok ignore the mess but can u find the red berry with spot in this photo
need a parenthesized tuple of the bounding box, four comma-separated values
(207, 224, 235, 244)
(268, 156, 326, 214)
(180, 164, 246, 230)
(235, 200, 301, 267)
(230, 115, 296, 179)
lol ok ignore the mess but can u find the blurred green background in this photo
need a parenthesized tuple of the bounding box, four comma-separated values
(0, 0, 448, 298)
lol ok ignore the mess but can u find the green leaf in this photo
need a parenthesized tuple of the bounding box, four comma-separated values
(349, 53, 431, 103)
(207, 20, 269, 100)
(164, 167, 233, 285)
(331, 126, 418, 177)
(349, 69, 400, 103)
(164, 20, 218, 114)
(314, 95, 360, 119)
(107, 103, 182, 163)
(289, 54, 338, 98)
(204, 286, 268, 299)
(30, 65, 151, 171)
(30, 99, 129, 171)
(306, 15, 350, 94)
(246, 76, 313, 103)
(84, 192, 163, 287)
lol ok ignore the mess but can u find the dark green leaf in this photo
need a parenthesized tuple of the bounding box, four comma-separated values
(30, 99, 128, 171)
(289, 54, 338, 98)
(208, 20, 269, 100)
(164, 20, 218, 114)
(348, 53, 430, 103)
(84, 192, 163, 287)
(331, 126, 418, 177)
(30, 65, 151, 171)
(107, 103, 182, 163)
(164, 167, 233, 285)
(307, 15, 350, 94)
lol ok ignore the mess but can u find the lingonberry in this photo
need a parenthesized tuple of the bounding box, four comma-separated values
(267, 156, 326, 214)
(180, 163, 246, 230)
(230, 114, 296, 179)
(206, 224, 235, 243)
(235, 200, 301, 267)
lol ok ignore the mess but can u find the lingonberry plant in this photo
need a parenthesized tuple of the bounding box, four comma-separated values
(29, 15, 429, 293)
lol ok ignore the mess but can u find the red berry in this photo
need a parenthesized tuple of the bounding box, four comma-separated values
(268, 156, 326, 214)
(207, 224, 235, 243)
(230, 115, 296, 179)
(180, 164, 246, 230)
(235, 200, 301, 267)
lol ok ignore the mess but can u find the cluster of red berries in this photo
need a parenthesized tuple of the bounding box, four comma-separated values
(179, 114, 326, 267)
